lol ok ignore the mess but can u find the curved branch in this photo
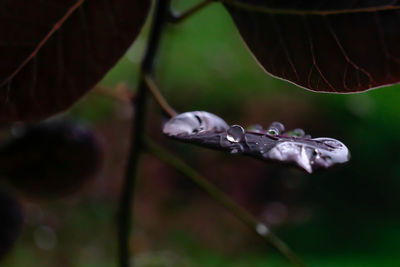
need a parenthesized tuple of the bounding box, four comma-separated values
(144, 136, 305, 267)
(143, 74, 177, 117)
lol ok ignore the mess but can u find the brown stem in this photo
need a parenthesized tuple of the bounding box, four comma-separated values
(117, 1, 170, 266)
(143, 74, 177, 117)
(169, 0, 216, 23)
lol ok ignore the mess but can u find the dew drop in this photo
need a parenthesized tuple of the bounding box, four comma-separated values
(226, 125, 245, 143)
(267, 122, 285, 136)
(255, 223, 270, 236)
(293, 128, 305, 137)
(248, 124, 263, 133)
(287, 128, 305, 137)
(267, 129, 278, 135)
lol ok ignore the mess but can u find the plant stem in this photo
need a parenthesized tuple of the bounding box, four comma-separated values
(95, 84, 132, 103)
(169, 0, 216, 23)
(143, 74, 177, 117)
(117, 1, 170, 267)
(144, 136, 305, 267)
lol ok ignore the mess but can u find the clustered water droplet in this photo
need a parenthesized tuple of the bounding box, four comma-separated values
(267, 122, 285, 136)
(163, 112, 350, 173)
(247, 124, 263, 133)
(286, 128, 305, 137)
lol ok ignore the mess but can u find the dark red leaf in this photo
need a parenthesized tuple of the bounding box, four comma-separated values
(224, 0, 400, 92)
(0, 121, 102, 199)
(0, 187, 22, 260)
(0, 0, 150, 122)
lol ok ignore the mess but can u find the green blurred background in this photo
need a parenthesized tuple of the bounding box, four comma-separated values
(4, 0, 400, 266)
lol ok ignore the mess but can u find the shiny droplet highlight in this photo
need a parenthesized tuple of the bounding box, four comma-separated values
(226, 125, 245, 143)
(267, 122, 285, 135)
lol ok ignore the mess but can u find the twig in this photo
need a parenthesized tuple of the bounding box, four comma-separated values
(169, 0, 216, 23)
(144, 136, 306, 267)
(117, 1, 170, 267)
(94, 84, 132, 103)
(143, 74, 177, 117)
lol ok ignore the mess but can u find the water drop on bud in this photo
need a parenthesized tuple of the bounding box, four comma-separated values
(267, 122, 285, 136)
(226, 125, 245, 143)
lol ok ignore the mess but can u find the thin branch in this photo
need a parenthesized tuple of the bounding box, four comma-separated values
(169, 0, 216, 23)
(144, 136, 305, 267)
(94, 84, 132, 103)
(143, 74, 177, 117)
(117, 1, 170, 267)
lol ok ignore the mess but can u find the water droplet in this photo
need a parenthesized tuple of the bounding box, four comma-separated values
(226, 125, 245, 143)
(255, 223, 270, 236)
(287, 128, 305, 137)
(267, 129, 278, 135)
(248, 124, 264, 133)
(293, 128, 305, 137)
(267, 122, 285, 135)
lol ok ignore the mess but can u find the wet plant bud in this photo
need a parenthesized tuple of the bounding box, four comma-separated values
(0, 187, 23, 261)
(0, 122, 102, 199)
(164, 111, 350, 173)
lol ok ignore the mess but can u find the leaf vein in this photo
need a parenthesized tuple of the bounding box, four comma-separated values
(0, 0, 85, 88)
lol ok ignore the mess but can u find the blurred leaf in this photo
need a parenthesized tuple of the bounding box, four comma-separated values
(0, 187, 22, 261)
(224, 0, 400, 92)
(0, 0, 150, 122)
(0, 121, 102, 199)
